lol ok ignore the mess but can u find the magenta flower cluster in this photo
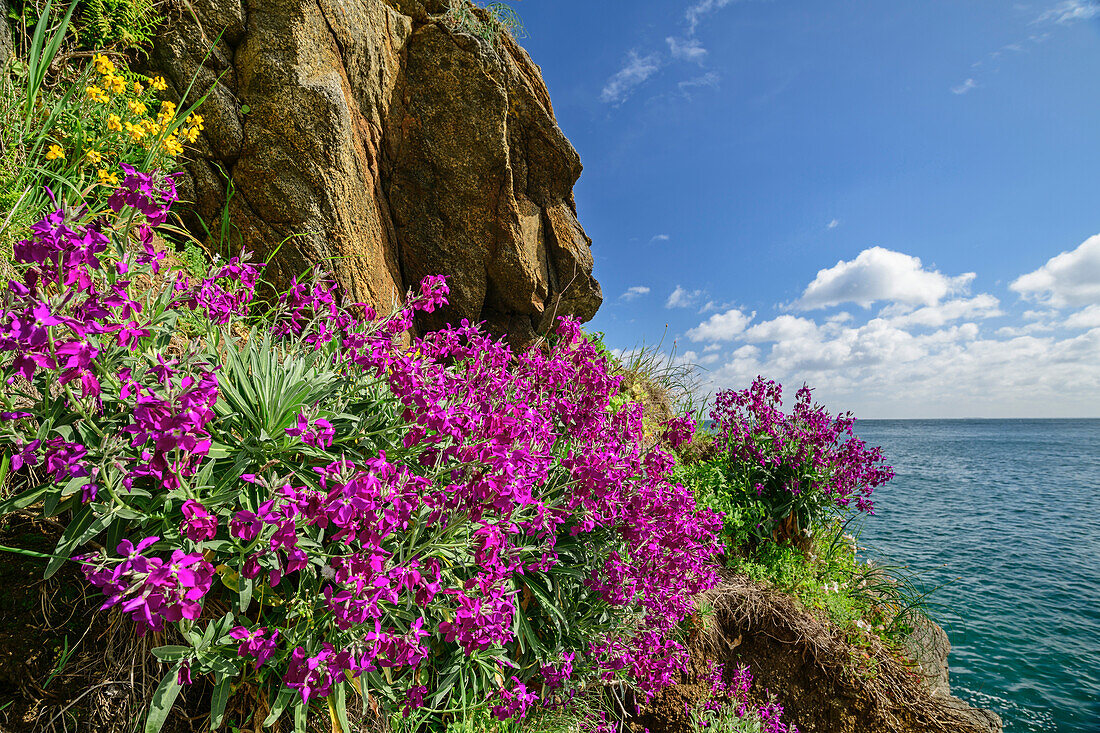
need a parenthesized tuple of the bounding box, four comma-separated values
(78, 537, 214, 634)
(1, 179, 723, 726)
(692, 661, 799, 733)
(710, 377, 893, 537)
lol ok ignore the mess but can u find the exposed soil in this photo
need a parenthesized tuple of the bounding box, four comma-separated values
(635, 574, 1002, 733)
(0, 514, 218, 733)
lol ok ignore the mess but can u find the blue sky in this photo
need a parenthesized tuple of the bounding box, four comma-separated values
(513, 0, 1100, 418)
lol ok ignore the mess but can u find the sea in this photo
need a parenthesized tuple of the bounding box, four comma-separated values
(853, 419, 1100, 733)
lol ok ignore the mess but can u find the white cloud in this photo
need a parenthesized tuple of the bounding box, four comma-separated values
(1010, 234, 1100, 308)
(827, 219, 840, 229)
(687, 307, 755, 342)
(885, 295, 1002, 328)
(952, 78, 978, 95)
(795, 247, 975, 310)
(667, 286, 705, 309)
(742, 315, 820, 343)
(601, 51, 661, 104)
(695, 315, 1100, 417)
(619, 286, 651, 302)
(1066, 304, 1100, 329)
(681, 349, 721, 366)
(1038, 0, 1100, 24)
(686, 0, 740, 33)
(667, 36, 707, 62)
(650, 234, 671, 244)
(678, 72, 721, 93)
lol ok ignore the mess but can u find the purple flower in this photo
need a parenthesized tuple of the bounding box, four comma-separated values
(180, 500, 217, 542)
(229, 626, 280, 668)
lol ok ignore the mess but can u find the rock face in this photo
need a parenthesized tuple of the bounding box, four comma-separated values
(147, 0, 601, 343)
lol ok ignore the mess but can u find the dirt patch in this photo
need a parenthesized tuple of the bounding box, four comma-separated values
(0, 514, 216, 733)
(636, 574, 1002, 733)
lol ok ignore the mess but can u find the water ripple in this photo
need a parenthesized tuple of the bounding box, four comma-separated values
(855, 420, 1100, 733)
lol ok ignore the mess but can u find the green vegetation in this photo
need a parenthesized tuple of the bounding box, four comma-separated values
(77, 0, 163, 53)
(0, 0, 204, 278)
(444, 0, 527, 48)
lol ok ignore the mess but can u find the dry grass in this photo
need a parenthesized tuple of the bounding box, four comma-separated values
(691, 573, 1001, 733)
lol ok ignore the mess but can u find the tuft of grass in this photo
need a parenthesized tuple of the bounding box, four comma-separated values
(443, 0, 527, 49)
(723, 518, 938, 652)
(616, 335, 706, 415)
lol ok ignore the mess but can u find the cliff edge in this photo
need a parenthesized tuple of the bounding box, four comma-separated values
(147, 0, 601, 343)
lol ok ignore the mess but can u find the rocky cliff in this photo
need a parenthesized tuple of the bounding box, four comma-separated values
(147, 0, 601, 343)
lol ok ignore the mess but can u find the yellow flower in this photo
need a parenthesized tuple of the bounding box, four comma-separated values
(107, 114, 123, 132)
(97, 168, 119, 186)
(85, 85, 109, 103)
(160, 100, 176, 116)
(162, 135, 184, 157)
(182, 125, 201, 144)
(133, 81, 144, 95)
(45, 144, 65, 161)
(93, 53, 115, 76)
(151, 76, 168, 92)
(128, 99, 148, 116)
(124, 120, 146, 142)
(85, 149, 103, 165)
(103, 74, 125, 95)
(186, 113, 204, 131)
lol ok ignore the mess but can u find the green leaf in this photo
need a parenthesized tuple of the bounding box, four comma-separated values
(44, 506, 94, 579)
(210, 676, 232, 729)
(293, 700, 307, 733)
(0, 483, 51, 514)
(144, 664, 183, 733)
(238, 576, 253, 614)
(43, 474, 86, 517)
(262, 686, 294, 727)
(332, 682, 350, 733)
(151, 645, 192, 661)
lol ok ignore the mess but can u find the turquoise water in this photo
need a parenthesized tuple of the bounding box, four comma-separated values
(854, 420, 1100, 733)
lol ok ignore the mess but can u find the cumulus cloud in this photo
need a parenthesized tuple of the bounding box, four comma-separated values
(619, 286, 651, 302)
(1065, 304, 1100, 329)
(795, 247, 975, 310)
(885, 295, 1003, 328)
(650, 234, 671, 244)
(1010, 234, 1100, 308)
(694, 315, 1100, 417)
(687, 307, 755, 342)
(601, 51, 661, 104)
(741, 315, 820, 343)
(667, 36, 707, 61)
(667, 286, 705, 309)
(827, 219, 840, 229)
(638, 236, 1100, 416)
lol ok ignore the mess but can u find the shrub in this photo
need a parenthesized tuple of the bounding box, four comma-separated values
(0, 175, 721, 730)
(703, 377, 894, 549)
